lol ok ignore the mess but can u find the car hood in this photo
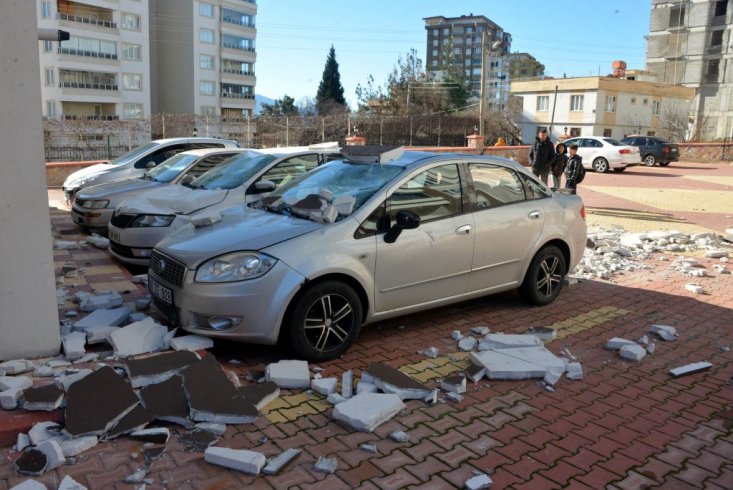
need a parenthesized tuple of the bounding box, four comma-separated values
(117, 185, 229, 215)
(156, 206, 324, 267)
(64, 163, 112, 185)
(77, 178, 161, 200)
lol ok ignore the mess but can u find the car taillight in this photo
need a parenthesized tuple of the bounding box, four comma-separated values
(663, 146, 670, 154)
(619, 149, 631, 154)
(580, 205, 586, 220)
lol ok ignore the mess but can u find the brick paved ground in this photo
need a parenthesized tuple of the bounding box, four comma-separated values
(1, 162, 732, 489)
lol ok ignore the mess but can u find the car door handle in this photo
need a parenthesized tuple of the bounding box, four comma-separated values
(528, 210, 541, 219)
(455, 225, 472, 235)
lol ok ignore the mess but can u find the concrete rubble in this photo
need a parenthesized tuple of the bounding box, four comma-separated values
(58, 475, 88, 490)
(79, 291, 124, 312)
(109, 317, 169, 357)
(311, 377, 338, 395)
(332, 392, 405, 432)
(73, 307, 130, 331)
(262, 448, 301, 475)
(684, 282, 704, 294)
(669, 361, 713, 377)
(265, 360, 310, 389)
(123, 351, 199, 388)
(389, 430, 410, 443)
(620, 344, 647, 362)
(314, 456, 338, 474)
(419, 346, 439, 358)
(21, 384, 65, 411)
(650, 324, 678, 341)
(62, 331, 87, 360)
(342, 370, 353, 398)
(470, 335, 566, 381)
(169, 335, 214, 352)
(362, 363, 432, 400)
(465, 473, 493, 489)
(204, 447, 266, 475)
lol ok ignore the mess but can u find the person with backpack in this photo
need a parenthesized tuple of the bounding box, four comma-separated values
(551, 142, 568, 189)
(564, 144, 585, 193)
(528, 129, 554, 185)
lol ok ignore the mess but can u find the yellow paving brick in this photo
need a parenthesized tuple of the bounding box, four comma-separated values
(307, 399, 331, 413)
(81, 265, 129, 276)
(260, 397, 291, 413)
(407, 360, 438, 372)
(279, 404, 318, 421)
(588, 187, 733, 214)
(279, 393, 311, 407)
(87, 281, 135, 292)
(265, 411, 288, 425)
(398, 365, 418, 374)
(684, 175, 733, 186)
(427, 356, 454, 368)
(548, 306, 631, 342)
(410, 369, 441, 383)
(431, 363, 462, 377)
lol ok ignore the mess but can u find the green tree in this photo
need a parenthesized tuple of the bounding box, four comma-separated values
(260, 95, 299, 116)
(316, 46, 347, 115)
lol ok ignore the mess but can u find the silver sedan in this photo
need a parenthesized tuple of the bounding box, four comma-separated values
(148, 148, 587, 361)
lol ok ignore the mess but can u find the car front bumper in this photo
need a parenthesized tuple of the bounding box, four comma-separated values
(71, 206, 114, 228)
(107, 221, 181, 266)
(148, 256, 305, 345)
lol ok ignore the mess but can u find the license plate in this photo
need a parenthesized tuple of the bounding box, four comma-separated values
(109, 229, 121, 242)
(149, 279, 173, 304)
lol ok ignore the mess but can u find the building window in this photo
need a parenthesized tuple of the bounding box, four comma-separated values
(536, 95, 549, 111)
(652, 100, 661, 115)
(605, 96, 616, 113)
(199, 54, 214, 69)
(45, 68, 54, 86)
(121, 43, 142, 61)
(570, 95, 584, 111)
(706, 60, 720, 82)
(199, 2, 214, 17)
(200, 80, 215, 95)
(121, 13, 141, 30)
(41, 1, 52, 18)
(711, 30, 724, 47)
(221, 34, 254, 51)
(647, 131, 656, 136)
(715, 0, 728, 17)
(43, 40, 53, 52)
(200, 28, 215, 44)
(570, 127, 581, 137)
(643, 98, 649, 105)
(603, 128, 612, 137)
(630, 97, 636, 104)
(46, 100, 56, 118)
(201, 106, 216, 116)
(670, 5, 686, 27)
(222, 8, 254, 27)
(432, 39, 439, 47)
(122, 73, 142, 90)
(123, 103, 143, 119)
(432, 49, 438, 57)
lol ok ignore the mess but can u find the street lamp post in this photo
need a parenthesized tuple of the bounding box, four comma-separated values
(479, 34, 503, 138)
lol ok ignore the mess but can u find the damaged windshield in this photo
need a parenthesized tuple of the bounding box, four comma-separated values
(190, 152, 275, 190)
(256, 161, 404, 223)
(107, 142, 159, 166)
(144, 154, 199, 182)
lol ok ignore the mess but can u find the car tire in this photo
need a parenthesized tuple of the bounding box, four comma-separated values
(643, 154, 657, 166)
(519, 245, 566, 306)
(613, 168, 626, 173)
(286, 280, 362, 361)
(592, 157, 610, 173)
(659, 161, 671, 167)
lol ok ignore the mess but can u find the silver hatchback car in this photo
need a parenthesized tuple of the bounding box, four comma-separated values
(149, 148, 587, 361)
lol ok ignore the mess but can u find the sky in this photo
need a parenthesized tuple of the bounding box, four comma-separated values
(255, 0, 652, 108)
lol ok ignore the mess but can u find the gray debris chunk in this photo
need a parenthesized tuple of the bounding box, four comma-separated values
(359, 443, 378, 454)
(441, 375, 467, 394)
(265, 360, 310, 389)
(356, 381, 378, 395)
(60, 435, 98, 457)
(79, 291, 124, 312)
(0, 360, 35, 375)
(109, 318, 168, 357)
(55, 369, 93, 393)
(458, 336, 478, 352)
(62, 332, 87, 361)
(389, 430, 409, 443)
(526, 327, 557, 341)
(638, 335, 649, 345)
(85, 234, 109, 250)
(706, 249, 728, 258)
(135, 298, 152, 311)
(566, 362, 584, 380)
(619, 344, 647, 362)
(685, 283, 704, 294)
(311, 377, 338, 396)
(650, 324, 678, 341)
(36, 440, 65, 471)
(451, 330, 463, 341)
(543, 367, 563, 386)
(470, 347, 565, 380)
(32, 366, 54, 378)
(465, 473, 493, 489)
(646, 343, 656, 354)
(170, 335, 214, 352)
(327, 393, 346, 405)
(342, 370, 353, 399)
(314, 456, 338, 474)
(58, 475, 88, 490)
(123, 468, 148, 484)
(605, 337, 638, 350)
(465, 364, 486, 384)
(470, 326, 491, 336)
(195, 423, 227, 436)
(16, 433, 30, 452)
(478, 334, 542, 351)
(1, 388, 22, 410)
(204, 447, 266, 475)
(129, 313, 149, 323)
(0, 375, 33, 391)
(73, 307, 130, 331)
(28, 422, 62, 446)
(46, 359, 71, 368)
(669, 361, 713, 377)
(262, 448, 302, 475)
(131, 274, 148, 285)
(419, 347, 439, 358)
(9, 480, 47, 490)
(332, 393, 405, 432)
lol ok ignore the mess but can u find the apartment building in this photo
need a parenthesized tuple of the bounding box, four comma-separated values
(150, 0, 257, 120)
(646, 0, 733, 138)
(38, 0, 152, 121)
(511, 76, 695, 143)
(507, 52, 545, 81)
(424, 15, 512, 109)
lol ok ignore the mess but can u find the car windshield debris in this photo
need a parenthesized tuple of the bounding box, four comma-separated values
(256, 161, 404, 223)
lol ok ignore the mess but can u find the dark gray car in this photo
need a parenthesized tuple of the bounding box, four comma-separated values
(620, 136, 680, 167)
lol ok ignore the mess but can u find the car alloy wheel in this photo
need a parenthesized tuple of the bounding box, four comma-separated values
(643, 155, 657, 166)
(287, 281, 362, 361)
(593, 157, 609, 173)
(520, 245, 566, 306)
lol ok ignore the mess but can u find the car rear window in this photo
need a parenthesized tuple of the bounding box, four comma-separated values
(603, 138, 624, 146)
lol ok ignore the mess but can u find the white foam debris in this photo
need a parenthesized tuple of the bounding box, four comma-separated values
(419, 347, 439, 358)
(85, 325, 118, 345)
(205, 447, 266, 474)
(109, 318, 168, 357)
(0, 360, 35, 375)
(471, 326, 491, 336)
(131, 274, 148, 285)
(314, 456, 338, 474)
(58, 475, 88, 490)
(9, 480, 47, 490)
(123, 468, 147, 484)
(0, 389, 22, 410)
(170, 335, 214, 352)
(262, 448, 301, 476)
(332, 195, 356, 216)
(466, 365, 486, 384)
(191, 211, 222, 228)
(620, 344, 647, 362)
(526, 327, 557, 341)
(55, 369, 93, 393)
(638, 335, 649, 345)
(465, 473, 493, 489)
(195, 423, 227, 436)
(62, 332, 87, 361)
(36, 440, 65, 471)
(705, 250, 728, 258)
(54, 240, 79, 250)
(566, 362, 584, 380)
(605, 338, 638, 350)
(73, 307, 130, 331)
(478, 334, 542, 351)
(0, 376, 33, 391)
(440, 375, 467, 394)
(85, 234, 110, 250)
(458, 336, 478, 352)
(332, 393, 405, 432)
(685, 283, 704, 294)
(646, 343, 656, 354)
(451, 330, 463, 341)
(359, 443, 378, 454)
(15, 433, 30, 452)
(342, 370, 353, 399)
(543, 367, 563, 386)
(265, 360, 310, 389)
(446, 392, 464, 402)
(60, 435, 98, 457)
(28, 422, 63, 446)
(356, 381, 378, 395)
(669, 361, 713, 377)
(471, 345, 565, 380)
(79, 291, 124, 312)
(389, 430, 409, 443)
(327, 393, 347, 405)
(650, 325, 678, 341)
(311, 377, 338, 396)
(424, 389, 439, 404)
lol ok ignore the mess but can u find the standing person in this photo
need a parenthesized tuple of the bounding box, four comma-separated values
(552, 142, 568, 189)
(528, 129, 554, 185)
(565, 144, 583, 193)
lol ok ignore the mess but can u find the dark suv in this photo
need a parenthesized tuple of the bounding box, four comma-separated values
(620, 136, 680, 167)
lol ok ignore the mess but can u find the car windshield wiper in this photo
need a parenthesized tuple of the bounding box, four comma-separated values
(141, 173, 153, 180)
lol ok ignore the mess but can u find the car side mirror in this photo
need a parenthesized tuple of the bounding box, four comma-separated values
(180, 174, 195, 184)
(254, 179, 276, 193)
(384, 210, 420, 243)
(145, 160, 156, 168)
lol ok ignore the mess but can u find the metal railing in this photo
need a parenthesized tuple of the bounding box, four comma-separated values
(221, 68, 255, 75)
(57, 12, 117, 28)
(61, 114, 120, 121)
(59, 81, 118, 91)
(221, 17, 255, 28)
(58, 47, 118, 60)
(221, 42, 255, 51)
(221, 92, 255, 99)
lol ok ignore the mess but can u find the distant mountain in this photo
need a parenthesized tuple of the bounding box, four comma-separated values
(255, 94, 275, 114)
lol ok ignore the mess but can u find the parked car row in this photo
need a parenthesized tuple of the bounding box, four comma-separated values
(65, 139, 587, 360)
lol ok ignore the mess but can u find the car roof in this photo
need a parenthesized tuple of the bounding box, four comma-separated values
(175, 148, 247, 158)
(151, 137, 238, 145)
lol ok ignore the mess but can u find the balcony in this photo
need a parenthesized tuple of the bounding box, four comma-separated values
(221, 68, 254, 76)
(221, 42, 255, 52)
(60, 82, 118, 91)
(221, 92, 255, 99)
(221, 9, 256, 28)
(58, 47, 118, 60)
(61, 114, 119, 121)
(57, 12, 116, 29)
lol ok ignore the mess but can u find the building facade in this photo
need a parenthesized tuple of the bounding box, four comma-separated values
(424, 15, 512, 110)
(150, 0, 257, 120)
(507, 52, 545, 81)
(38, 0, 152, 121)
(511, 77, 695, 143)
(645, 0, 732, 139)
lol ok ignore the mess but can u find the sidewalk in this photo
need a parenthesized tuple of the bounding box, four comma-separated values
(1, 165, 732, 489)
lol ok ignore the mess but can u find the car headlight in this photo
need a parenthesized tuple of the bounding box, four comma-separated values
(84, 199, 110, 209)
(195, 252, 277, 282)
(130, 214, 175, 227)
(65, 175, 97, 189)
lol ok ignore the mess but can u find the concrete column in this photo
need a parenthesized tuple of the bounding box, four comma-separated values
(467, 134, 485, 150)
(345, 136, 366, 146)
(0, 0, 60, 360)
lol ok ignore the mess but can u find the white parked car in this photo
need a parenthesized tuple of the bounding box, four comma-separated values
(562, 137, 641, 173)
(62, 137, 240, 202)
(108, 145, 341, 265)
(71, 148, 245, 229)
(147, 147, 587, 361)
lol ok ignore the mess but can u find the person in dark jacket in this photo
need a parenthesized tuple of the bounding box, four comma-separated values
(552, 142, 568, 189)
(564, 144, 583, 193)
(528, 129, 554, 185)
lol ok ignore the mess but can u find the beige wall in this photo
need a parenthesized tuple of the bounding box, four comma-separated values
(0, 0, 60, 360)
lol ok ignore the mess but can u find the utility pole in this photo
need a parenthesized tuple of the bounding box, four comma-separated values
(479, 31, 489, 138)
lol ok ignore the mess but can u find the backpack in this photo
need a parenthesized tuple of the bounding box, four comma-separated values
(576, 164, 586, 184)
